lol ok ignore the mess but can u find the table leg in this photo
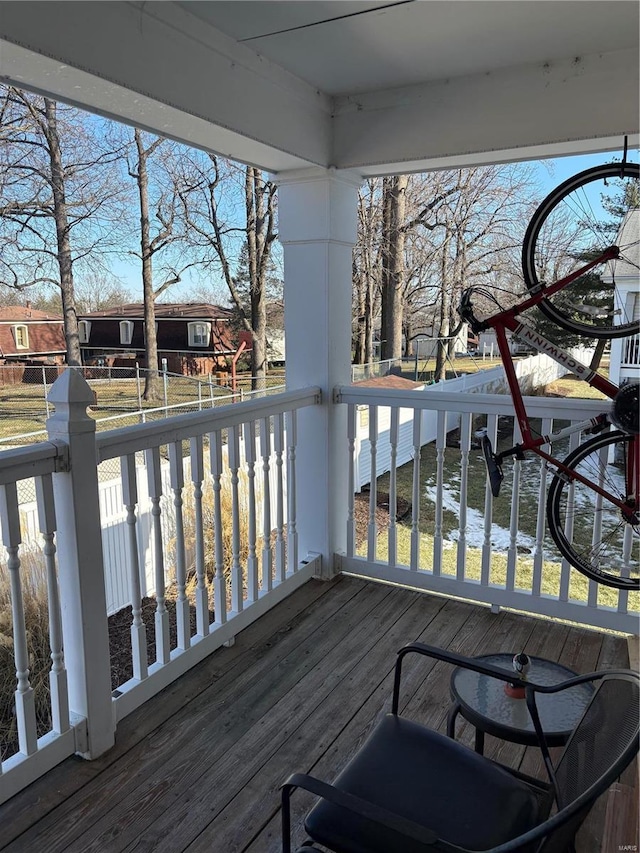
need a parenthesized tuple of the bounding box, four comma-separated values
(474, 728, 485, 755)
(447, 703, 461, 740)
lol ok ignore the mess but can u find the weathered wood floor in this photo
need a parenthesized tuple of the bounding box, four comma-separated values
(0, 576, 634, 853)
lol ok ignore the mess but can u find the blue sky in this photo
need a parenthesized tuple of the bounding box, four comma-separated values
(114, 148, 639, 302)
(533, 149, 638, 191)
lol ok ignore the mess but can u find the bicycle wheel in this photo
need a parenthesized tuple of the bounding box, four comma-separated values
(547, 431, 639, 590)
(522, 162, 640, 339)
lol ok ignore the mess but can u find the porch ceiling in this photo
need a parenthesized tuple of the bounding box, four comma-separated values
(0, 1, 638, 174)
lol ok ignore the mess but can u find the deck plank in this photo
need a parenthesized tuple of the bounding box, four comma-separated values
(0, 575, 341, 846)
(0, 577, 633, 853)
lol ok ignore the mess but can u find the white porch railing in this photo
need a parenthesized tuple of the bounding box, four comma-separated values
(621, 333, 640, 367)
(1, 370, 637, 804)
(0, 371, 321, 804)
(335, 384, 639, 635)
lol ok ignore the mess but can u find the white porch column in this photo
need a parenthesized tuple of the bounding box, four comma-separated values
(46, 370, 115, 758)
(275, 167, 362, 577)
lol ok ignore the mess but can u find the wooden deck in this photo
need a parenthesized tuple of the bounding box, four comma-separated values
(0, 576, 634, 853)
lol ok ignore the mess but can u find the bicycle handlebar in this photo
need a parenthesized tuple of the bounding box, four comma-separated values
(457, 288, 487, 333)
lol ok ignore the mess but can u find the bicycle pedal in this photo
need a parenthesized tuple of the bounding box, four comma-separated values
(482, 435, 504, 498)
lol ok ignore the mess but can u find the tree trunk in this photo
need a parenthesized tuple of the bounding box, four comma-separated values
(403, 313, 414, 358)
(434, 236, 451, 381)
(135, 129, 161, 401)
(44, 99, 81, 366)
(380, 175, 408, 361)
(246, 167, 268, 391)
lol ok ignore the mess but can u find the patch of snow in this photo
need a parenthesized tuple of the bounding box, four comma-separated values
(424, 484, 538, 552)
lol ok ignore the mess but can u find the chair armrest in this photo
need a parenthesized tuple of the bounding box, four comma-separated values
(281, 772, 446, 853)
(392, 642, 534, 714)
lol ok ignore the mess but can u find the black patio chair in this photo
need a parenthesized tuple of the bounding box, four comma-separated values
(281, 643, 639, 853)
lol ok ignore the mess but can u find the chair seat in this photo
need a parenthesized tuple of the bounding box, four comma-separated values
(305, 714, 541, 853)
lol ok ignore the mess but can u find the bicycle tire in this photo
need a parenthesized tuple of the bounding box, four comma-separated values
(547, 430, 639, 590)
(522, 162, 640, 339)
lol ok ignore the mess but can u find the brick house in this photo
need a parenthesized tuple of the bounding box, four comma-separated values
(0, 305, 66, 380)
(78, 303, 245, 376)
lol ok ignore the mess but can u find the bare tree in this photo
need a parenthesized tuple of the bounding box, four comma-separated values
(9, 272, 132, 315)
(125, 129, 195, 399)
(178, 154, 278, 390)
(0, 86, 125, 364)
(353, 180, 383, 364)
(380, 175, 408, 361)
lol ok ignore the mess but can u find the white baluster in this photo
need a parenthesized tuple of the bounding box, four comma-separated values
(0, 483, 37, 755)
(388, 407, 399, 568)
(346, 404, 356, 559)
(433, 410, 446, 576)
(274, 413, 286, 584)
(367, 405, 378, 562)
(532, 418, 551, 597)
(145, 446, 170, 665)
(260, 418, 272, 592)
(35, 474, 69, 734)
(457, 413, 471, 581)
(507, 420, 522, 590)
(618, 524, 633, 616)
(559, 431, 581, 602)
(410, 409, 421, 571)
(190, 436, 209, 636)
(481, 415, 498, 586)
(227, 425, 243, 613)
(243, 421, 259, 602)
(286, 410, 298, 574)
(210, 430, 227, 624)
(120, 454, 148, 681)
(169, 442, 190, 650)
(588, 442, 608, 610)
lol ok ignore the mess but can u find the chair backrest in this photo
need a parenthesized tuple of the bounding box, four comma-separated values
(539, 671, 639, 853)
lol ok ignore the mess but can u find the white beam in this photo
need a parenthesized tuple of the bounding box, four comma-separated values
(332, 48, 640, 175)
(0, 1, 331, 172)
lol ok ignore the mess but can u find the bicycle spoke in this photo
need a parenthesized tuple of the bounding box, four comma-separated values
(547, 431, 639, 590)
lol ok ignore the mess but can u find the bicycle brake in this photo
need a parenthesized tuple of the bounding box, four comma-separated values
(481, 435, 504, 498)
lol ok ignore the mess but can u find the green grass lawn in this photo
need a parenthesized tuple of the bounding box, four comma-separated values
(365, 524, 637, 612)
(0, 372, 286, 443)
(371, 432, 638, 614)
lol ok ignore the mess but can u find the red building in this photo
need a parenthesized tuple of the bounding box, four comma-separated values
(0, 305, 67, 382)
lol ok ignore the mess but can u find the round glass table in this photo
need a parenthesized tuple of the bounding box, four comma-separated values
(447, 653, 594, 754)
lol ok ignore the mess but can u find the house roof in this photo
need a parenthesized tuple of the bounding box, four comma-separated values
(80, 303, 234, 321)
(353, 375, 424, 391)
(0, 306, 63, 322)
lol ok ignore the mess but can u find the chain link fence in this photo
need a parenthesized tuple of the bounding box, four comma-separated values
(0, 364, 286, 448)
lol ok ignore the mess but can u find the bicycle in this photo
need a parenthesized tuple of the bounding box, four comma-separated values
(458, 157, 640, 590)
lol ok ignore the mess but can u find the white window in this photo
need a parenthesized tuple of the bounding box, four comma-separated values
(14, 325, 29, 349)
(188, 321, 211, 347)
(78, 320, 91, 343)
(119, 320, 134, 345)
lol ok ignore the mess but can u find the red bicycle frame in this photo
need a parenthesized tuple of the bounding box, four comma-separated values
(476, 250, 639, 520)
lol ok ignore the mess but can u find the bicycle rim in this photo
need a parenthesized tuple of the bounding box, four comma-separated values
(547, 431, 639, 590)
(522, 162, 640, 339)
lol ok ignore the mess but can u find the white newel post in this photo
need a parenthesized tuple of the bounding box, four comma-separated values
(275, 167, 361, 576)
(46, 371, 115, 758)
